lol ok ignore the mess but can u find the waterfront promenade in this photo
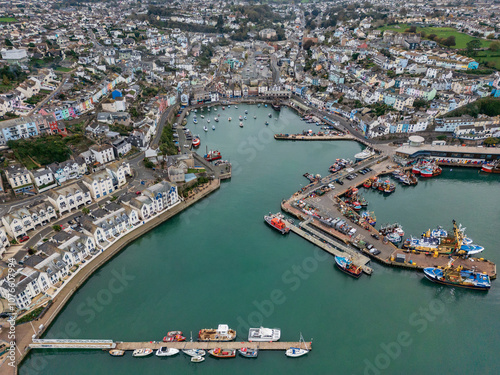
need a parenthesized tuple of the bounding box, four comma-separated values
(274, 134, 355, 141)
(0, 179, 221, 375)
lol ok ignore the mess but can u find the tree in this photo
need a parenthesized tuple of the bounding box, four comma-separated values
(82, 207, 90, 215)
(483, 137, 499, 146)
(428, 34, 437, 41)
(216, 15, 224, 31)
(2, 75, 10, 85)
(303, 39, 315, 50)
(5, 39, 13, 47)
(441, 36, 456, 47)
(489, 41, 500, 52)
(413, 99, 427, 109)
(52, 225, 62, 232)
(351, 52, 360, 61)
(466, 39, 482, 56)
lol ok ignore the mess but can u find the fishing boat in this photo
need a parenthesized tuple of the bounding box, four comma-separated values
(423, 262, 491, 291)
(208, 348, 236, 358)
(361, 211, 376, 226)
(163, 334, 186, 342)
(109, 349, 125, 356)
(248, 327, 281, 342)
(481, 161, 500, 173)
(386, 232, 401, 243)
(285, 333, 309, 358)
(204, 150, 222, 161)
(192, 137, 201, 148)
(198, 324, 236, 342)
(133, 348, 153, 357)
(212, 126, 216, 130)
(239, 348, 259, 358)
(458, 244, 485, 255)
(334, 256, 362, 278)
(354, 148, 375, 161)
(363, 179, 372, 188)
(203, 126, 208, 132)
(191, 356, 205, 363)
(183, 349, 206, 357)
(239, 122, 244, 128)
(264, 214, 290, 234)
(156, 347, 180, 357)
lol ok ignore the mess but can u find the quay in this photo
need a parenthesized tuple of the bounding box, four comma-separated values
(280, 213, 372, 275)
(274, 134, 355, 141)
(281, 155, 497, 279)
(28, 339, 312, 351)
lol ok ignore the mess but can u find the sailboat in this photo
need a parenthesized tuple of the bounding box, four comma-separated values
(182, 332, 206, 357)
(285, 333, 309, 358)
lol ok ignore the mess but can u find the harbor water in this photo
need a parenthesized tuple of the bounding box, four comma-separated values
(20, 105, 500, 374)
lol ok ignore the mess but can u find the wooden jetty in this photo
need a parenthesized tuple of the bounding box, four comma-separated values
(29, 339, 312, 351)
(274, 134, 354, 141)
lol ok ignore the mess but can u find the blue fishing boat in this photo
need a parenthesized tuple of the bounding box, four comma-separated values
(334, 256, 362, 278)
(423, 265, 490, 291)
(238, 348, 258, 358)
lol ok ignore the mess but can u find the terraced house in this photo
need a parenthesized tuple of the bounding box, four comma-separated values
(47, 182, 93, 215)
(1, 202, 58, 239)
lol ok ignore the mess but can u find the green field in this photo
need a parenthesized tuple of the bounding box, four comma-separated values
(379, 23, 492, 49)
(55, 66, 73, 72)
(475, 50, 500, 70)
(0, 17, 17, 23)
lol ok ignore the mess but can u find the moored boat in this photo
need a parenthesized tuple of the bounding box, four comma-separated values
(248, 327, 281, 342)
(334, 256, 362, 278)
(183, 349, 206, 357)
(156, 347, 180, 356)
(163, 334, 185, 342)
(239, 348, 259, 358)
(208, 348, 236, 358)
(192, 137, 201, 148)
(423, 264, 490, 291)
(203, 126, 208, 132)
(109, 349, 125, 356)
(191, 355, 205, 363)
(264, 214, 290, 234)
(354, 148, 375, 161)
(166, 330, 183, 337)
(239, 122, 244, 127)
(204, 150, 222, 161)
(198, 324, 236, 342)
(133, 348, 153, 357)
(285, 334, 309, 358)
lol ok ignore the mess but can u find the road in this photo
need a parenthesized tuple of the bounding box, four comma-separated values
(28, 78, 68, 116)
(151, 103, 178, 148)
(270, 55, 280, 84)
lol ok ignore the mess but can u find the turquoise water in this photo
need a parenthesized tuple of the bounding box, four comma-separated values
(20, 106, 500, 375)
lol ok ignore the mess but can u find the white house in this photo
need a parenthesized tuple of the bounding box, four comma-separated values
(47, 182, 93, 215)
(82, 171, 115, 199)
(90, 144, 116, 165)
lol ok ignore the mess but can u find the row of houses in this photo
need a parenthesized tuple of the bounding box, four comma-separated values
(0, 162, 131, 252)
(0, 180, 180, 309)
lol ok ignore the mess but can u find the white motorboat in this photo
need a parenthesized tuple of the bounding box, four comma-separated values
(228, 117, 232, 121)
(156, 347, 180, 357)
(207, 119, 210, 123)
(254, 116, 257, 119)
(214, 117, 219, 122)
(191, 355, 205, 363)
(200, 115, 205, 119)
(203, 126, 208, 132)
(239, 122, 243, 128)
(235, 105, 238, 109)
(239, 115, 243, 120)
(133, 348, 153, 357)
(354, 148, 375, 161)
(248, 327, 281, 342)
(183, 349, 206, 357)
(245, 110, 248, 114)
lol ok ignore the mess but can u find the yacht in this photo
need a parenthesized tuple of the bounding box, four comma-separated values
(354, 148, 375, 161)
(155, 347, 179, 357)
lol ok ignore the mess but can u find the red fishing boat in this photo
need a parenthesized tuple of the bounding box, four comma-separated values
(334, 256, 362, 278)
(204, 150, 222, 161)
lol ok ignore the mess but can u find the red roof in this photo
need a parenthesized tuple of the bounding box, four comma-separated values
(358, 43, 368, 49)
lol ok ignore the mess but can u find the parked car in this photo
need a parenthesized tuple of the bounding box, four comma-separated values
(19, 236, 30, 243)
(371, 233, 380, 240)
(135, 191, 141, 195)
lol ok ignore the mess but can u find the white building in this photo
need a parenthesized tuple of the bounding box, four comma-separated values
(90, 144, 116, 164)
(82, 171, 115, 199)
(47, 182, 93, 215)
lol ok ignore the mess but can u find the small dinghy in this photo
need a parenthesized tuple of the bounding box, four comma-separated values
(183, 348, 206, 357)
(109, 349, 125, 357)
(191, 355, 205, 363)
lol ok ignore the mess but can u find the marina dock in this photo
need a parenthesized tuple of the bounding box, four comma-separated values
(281, 155, 497, 279)
(274, 134, 355, 141)
(29, 339, 312, 351)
